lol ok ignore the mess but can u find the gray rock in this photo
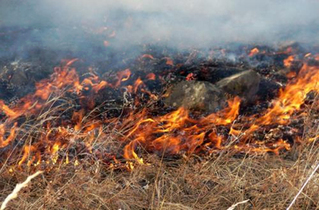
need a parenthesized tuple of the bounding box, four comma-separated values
(216, 70, 260, 103)
(1, 62, 30, 86)
(164, 80, 226, 112)
(10, 69, 29, 86)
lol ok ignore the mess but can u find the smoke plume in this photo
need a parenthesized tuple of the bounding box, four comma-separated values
(1, 0, 319, 51)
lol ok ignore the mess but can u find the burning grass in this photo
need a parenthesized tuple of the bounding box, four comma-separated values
(1, 133, 319, 209)
(0, 45, 319, 209)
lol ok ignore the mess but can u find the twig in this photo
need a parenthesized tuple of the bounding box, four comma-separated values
(1, 171, 43, 210)
(227, 199, 250, 210)
(286, 162, 319, 210)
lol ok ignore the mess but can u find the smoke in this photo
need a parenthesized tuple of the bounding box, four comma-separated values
(1, 0, 319, 51)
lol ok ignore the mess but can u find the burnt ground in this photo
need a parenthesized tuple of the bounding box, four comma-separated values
(0, 41, 307, 109)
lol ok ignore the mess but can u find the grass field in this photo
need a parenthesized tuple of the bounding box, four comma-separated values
(0, 49, 318, 210)
(0, 102, 318, 210)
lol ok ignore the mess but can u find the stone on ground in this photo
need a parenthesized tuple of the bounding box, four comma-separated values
(216, 70, 260, 103)
(164, 80, 226, 112)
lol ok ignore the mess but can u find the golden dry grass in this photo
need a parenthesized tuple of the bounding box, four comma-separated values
(1, 135, 319, 210)
(0, 85, 318, 210)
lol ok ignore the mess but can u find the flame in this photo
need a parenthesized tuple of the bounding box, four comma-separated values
(120, 62, 319, 162)
(0, 123, 17, 148)
(141, 54, 154, 60)
(309, 135, 319, 142)
(284, 55, 294, 68)
(146, 73, 156, 80)
(252, 64, 318, 126)
(115, 68, 131, 87)
(0, 53, 318, 170)
(234, 139, 291, 155)
(133, 77, 144, 93)
(165, 57, 174, 66)
(0, 101, 19, 119)
(249, 48, 259, 57)
(122, 97, 241, 162)
(286, 71, 297, 79)
(186, 73, 195, 81)
(19, 145, 37, 167)
(304, 53, 312, 58)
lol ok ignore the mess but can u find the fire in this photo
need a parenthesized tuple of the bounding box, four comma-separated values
(0, 123, 17, 148)
(284, 55, 294, 68)
(309, 135, 319, 142)
(122, 97, 241, 162)
(146, 73, 156, 80)
(115, 68, 131, 87)
(253, 64, 319, 125)
(133, 77, 144, 93)
(0, 101, 19, 119)
(249, 48, 259, 57)
(186, 73, 195, 81)
(141, 54, 154, 60)
(0, 52, 318, 170)
(304, 53, 312, 58)
(165, 57, 174, 66)
(234, 139, 291, 155)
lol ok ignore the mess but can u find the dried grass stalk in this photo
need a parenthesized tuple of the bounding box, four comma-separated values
(286, 163, 319, 210)
(227, 199, 250, 210)
(1, 171, 43, 210)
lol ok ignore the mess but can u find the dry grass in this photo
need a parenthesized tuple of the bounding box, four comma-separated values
(0, 90, 318, 210)
(1, 171, 43, 210)
(1, 137, 319, 210)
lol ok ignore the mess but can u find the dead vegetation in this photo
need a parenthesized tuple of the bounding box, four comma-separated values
(0, 44, 318, 209)
(0, 147, 319, 210)
(0, 111, 318, 210)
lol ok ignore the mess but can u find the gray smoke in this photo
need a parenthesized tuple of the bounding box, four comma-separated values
(1, 0, 319, 49)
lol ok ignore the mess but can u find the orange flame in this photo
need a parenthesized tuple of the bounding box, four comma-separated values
(146, 73, 156, 80)
(115, 68, 131, 87)
(0, 54, 318, 169)
(122, 97, 241, 162)
(133, 77, 144, 93)
(0, 123, 17, 148)
(283, 55, 294, 68)
(165, 57, 174, 66)
(141, 54, 154, 60)
(252, 64, 318, 126)
(249, 48, 259, 57)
